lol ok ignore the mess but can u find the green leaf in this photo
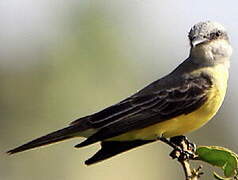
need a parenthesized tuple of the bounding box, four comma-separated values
(196, 146, 238, 179)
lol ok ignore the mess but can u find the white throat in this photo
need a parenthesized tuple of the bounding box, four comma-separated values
(190, 39, 232, 67)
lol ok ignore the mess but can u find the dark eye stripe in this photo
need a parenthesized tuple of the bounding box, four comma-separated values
(209, 31, 223, 39)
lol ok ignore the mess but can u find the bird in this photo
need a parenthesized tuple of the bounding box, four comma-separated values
(7, 21, 232, 165)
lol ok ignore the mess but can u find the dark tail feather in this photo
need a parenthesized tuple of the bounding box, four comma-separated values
(85, 140, 155, 165)
(7, 125, 83, 155)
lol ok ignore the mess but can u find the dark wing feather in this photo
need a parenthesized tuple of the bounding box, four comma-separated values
(75, 73, 212, 147)
(70, 94, 159, 128)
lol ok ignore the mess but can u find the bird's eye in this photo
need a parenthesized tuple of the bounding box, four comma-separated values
(209, 31, 222, 39)
(216, 30, 221, 37)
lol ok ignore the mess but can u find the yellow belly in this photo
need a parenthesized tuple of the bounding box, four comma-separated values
(109, 64, 228, 141)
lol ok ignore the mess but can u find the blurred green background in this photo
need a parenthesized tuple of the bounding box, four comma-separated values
(1, 1, 238, 180)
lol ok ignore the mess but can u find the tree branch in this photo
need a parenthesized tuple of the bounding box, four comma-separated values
(180, 160, 194, 179)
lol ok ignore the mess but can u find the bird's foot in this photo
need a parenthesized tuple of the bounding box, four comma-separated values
(159, 136, 197, 160)
(169, 136, 197, 160)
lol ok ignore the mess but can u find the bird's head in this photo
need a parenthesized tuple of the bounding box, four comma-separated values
(188, 21, 232, 65)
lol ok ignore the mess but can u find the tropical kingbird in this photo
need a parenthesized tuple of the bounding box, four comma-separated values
(7, 21, 232, 165)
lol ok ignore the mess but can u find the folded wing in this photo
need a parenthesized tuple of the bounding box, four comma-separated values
(75, 73, 212, 147)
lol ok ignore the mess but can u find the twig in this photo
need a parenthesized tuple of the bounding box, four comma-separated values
(180, 160, 194, 180)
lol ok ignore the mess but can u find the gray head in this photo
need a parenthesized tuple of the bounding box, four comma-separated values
(189, 21, 229, 47)
(188, 21, 232, 63)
